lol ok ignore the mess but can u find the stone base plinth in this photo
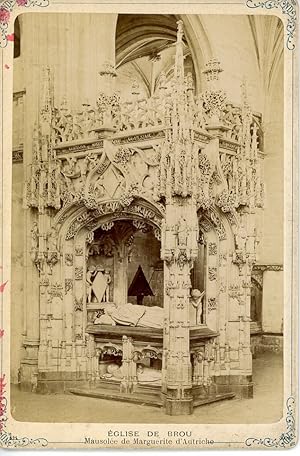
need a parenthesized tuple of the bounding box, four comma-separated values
(164, 397, 194, 416)
(214, 375, 253, 398)
(20, 371, 89, 394)
(19, 359, 38, 392)
(162, 387, 193, 416)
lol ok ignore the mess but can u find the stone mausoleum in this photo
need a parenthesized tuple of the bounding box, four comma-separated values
(11, 13, 283, 415)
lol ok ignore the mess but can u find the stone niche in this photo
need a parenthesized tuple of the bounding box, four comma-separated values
(87, 221, 163, 309)
(128, 230, 163, 307)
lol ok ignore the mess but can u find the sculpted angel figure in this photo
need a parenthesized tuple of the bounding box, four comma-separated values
(190, 288, 205, 326)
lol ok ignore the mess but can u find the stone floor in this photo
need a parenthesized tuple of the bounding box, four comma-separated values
(10, 352, 283, 424)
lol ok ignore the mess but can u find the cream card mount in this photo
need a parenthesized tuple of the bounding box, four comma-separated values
(0, 0, 298, 450)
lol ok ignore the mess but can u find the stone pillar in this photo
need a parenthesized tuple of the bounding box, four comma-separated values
(161, 203, 198, 415)
(63, 241, 74, 371)
(163, 261, 193, 415)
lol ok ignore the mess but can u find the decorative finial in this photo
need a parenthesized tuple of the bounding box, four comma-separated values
(176, 20, 184, 43)
(174, 20, 185, 82)
(202, 58, 223, 83)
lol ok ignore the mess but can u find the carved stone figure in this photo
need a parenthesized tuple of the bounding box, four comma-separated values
(137, 364, 162, 385)
(101, 363, 124, 380)
(190, 289, 205, 325)
(176, 216, 188, 247)
(47, 226, 58, 252)
(103, 269, 111, 302)
(86, 265, 98, 304)
(31, 222, 39, 252)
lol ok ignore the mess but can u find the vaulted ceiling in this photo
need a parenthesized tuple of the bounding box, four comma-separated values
(115, 14, 197, 97)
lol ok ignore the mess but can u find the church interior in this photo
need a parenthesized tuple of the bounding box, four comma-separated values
(11, 13, 284, 416)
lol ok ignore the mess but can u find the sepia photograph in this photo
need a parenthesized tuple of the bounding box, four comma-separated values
(0, 0, 297, 450)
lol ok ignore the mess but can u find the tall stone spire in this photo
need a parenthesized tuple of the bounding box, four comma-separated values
(174, 20, 185, 83)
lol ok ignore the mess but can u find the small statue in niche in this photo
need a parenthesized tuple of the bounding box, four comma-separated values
(176, 216, 188, 247)
(190, 288, 205, 326)
(86, 265, 97, 304)
(103, 269, 112, 302)
(47, 226, 58, 252)
(31, 221, 39, 251)
(86, 265, 111, 303)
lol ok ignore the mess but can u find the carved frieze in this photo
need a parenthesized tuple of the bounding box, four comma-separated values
(252, 264, 283, 272)
(66, 212, 91, 240)
(55, 140, 104, 156)
(112, 131, 165, 146)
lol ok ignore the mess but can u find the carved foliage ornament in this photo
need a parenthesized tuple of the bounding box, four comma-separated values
(74, 297, 83, 311)
(75, 246, 84, 256)
(65, 279, 73, 295)
(207, 298, 217, 312)
(208, 242, 217, 255)
(65, 254, 73, 266)
(208, 267, 217, 281)
(200, 89, 227, 117)
(75, 267, 83, 280)
(49, 283, 63, 301)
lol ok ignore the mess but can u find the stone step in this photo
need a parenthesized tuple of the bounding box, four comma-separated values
(69, 387, 163, 407)
(90, 379, 161, 396)
(69, 384, 235, 410)
(193, 392, 236, 408)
